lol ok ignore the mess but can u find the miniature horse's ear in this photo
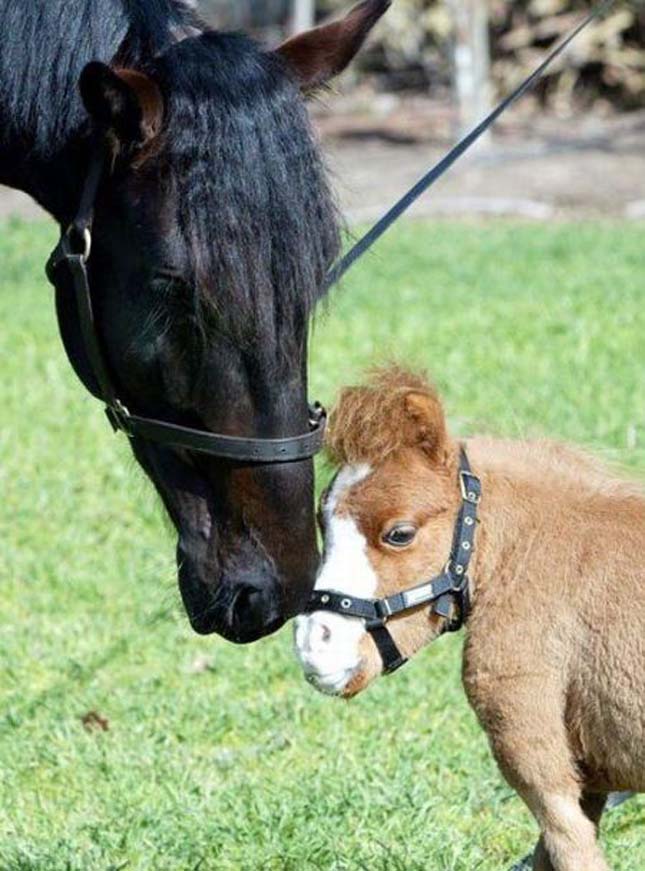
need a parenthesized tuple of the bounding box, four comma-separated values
(276, 0, 391, 91)
(79, 63, 164, 147)
(404, 392, 450, 464)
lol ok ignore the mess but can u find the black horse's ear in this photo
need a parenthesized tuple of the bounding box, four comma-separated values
(276, 0, 390, 91)
(79, 62, 164, 146)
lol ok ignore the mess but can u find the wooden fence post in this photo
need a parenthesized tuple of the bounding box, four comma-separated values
(291, 0, 315, 34)
(449, 0, 492, 142)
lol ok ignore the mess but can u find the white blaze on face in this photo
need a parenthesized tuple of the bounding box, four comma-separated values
(295, 464, 376, 695)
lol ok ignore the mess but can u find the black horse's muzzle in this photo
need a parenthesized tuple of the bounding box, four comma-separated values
(178, 547, 285, 643)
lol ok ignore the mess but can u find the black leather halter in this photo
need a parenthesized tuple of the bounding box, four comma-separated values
(305, 449, 481, 674)
(45, 145, 326, 463)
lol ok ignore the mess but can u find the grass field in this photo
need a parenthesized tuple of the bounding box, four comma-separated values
(1, 217, 645, 871)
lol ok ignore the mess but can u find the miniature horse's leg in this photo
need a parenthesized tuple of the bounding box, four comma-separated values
(521, 787, 608, 871)
(475, 685, 610, 871)
(531, 792, 608, 871)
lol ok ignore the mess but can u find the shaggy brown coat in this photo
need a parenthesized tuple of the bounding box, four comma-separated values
(324, 366, 645, 871)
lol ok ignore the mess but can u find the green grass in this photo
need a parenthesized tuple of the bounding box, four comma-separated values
(1, 216, 644, 871)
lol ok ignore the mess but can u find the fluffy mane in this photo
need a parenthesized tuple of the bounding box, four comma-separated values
(326, 365, 444, 466)
(328, 366, 645, 506)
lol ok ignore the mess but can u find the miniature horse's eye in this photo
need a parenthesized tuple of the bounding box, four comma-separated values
(382, 524, 418, 549)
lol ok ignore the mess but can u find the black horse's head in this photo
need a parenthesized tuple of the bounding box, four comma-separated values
(65, 1, 390, 642)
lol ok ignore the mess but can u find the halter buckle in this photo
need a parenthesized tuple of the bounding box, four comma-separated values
(374, 598, 393, 622)
(459, 470, 481, 504)
(308, 402, 327, 430)
(105, 400, 133, 436)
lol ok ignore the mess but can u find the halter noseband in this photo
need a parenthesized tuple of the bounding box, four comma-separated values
(45, 143, 326, 463)
(305, 449, 481, 675)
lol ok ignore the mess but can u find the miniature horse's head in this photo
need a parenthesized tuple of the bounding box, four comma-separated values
(66, 1, 391, 643)
(296, 367, 463, 695)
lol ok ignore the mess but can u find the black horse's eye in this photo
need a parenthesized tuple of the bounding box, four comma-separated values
(151, 272, 189, 296)
(382, 524, 418, 548)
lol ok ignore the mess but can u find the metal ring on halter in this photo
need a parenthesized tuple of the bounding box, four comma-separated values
(64, 225, 92, 263)
(80, 227, 92, 263)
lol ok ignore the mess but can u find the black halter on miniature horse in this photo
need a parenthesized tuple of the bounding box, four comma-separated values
(307, 449, 481, 674)
(46, 142, 327, 464)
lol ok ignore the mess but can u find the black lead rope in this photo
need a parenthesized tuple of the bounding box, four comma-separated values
(306, 448, 482, 675)
(325, 0, 615, 290)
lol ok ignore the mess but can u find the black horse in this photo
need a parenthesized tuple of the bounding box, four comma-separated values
(0, 0, 390, 642)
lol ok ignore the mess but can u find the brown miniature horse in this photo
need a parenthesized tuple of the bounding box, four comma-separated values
(295, 366, 645, 871)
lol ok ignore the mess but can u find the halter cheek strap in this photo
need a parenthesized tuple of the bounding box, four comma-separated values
(305, 448, 481, 675)
(45, 141, 328, 464)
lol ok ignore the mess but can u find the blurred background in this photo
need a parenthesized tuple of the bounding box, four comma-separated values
(3, 0, 644, 223)
(206, 0, 645, 223)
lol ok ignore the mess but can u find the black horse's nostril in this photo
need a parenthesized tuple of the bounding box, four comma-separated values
(230, 583, 261, 623)
(227, 581, 284, 644)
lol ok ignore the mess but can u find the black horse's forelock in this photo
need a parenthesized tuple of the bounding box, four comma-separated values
(151, 33, 341, 361)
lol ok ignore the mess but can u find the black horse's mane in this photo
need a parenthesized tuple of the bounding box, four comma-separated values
(150, 34, 340, 356)
(0, 0, 340, 358)
(0, 0, 196, 156)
